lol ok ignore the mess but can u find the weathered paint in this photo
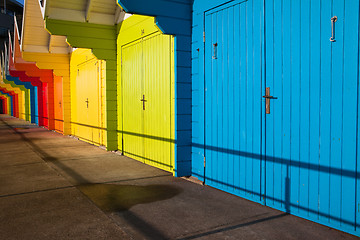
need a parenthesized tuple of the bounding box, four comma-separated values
(192, 0, 360, 236)
(45, 18, 118, 150)
(118, 15, 175, 173)
(70, 49, 106, 146)
(118, 0, 192, 176)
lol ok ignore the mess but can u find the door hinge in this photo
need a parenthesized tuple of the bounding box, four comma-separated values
(203, 32, 205, 42)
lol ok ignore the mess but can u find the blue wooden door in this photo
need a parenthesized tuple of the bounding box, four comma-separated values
(204, 0, 360, 235)
(264, 0, 360, 234)
(204, 0, 264, 203)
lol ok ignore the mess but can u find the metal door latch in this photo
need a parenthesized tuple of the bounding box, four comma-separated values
(212, 43, 218, 59)
(140, 94, 147, 110)
(85, 98, 89, 108)
(262, 87, 277, 114)
(330, 16, 338, 42)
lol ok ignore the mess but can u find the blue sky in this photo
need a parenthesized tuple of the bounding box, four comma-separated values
(15, 0, 24, 6)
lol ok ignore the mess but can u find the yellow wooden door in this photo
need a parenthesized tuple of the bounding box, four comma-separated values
(122, 33, 174, 172)
(71, 48, 106, 147)
(76, 62, 89, 142)
(143, 34, 173, 171)
(77, 58, 101, 145)
(122, 39, 145, 161)
(87, 59, 101, 145)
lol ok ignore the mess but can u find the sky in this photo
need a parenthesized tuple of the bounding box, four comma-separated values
(15, 0, 24, 6)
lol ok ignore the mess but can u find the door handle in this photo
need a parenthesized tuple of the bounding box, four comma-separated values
(330, 16, 338, 42)
(262, 87, 277, 114)
(212, 43, 218, 59)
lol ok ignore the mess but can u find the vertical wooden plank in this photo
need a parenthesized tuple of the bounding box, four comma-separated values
(122, 40, 144, 163)
(309, 0, 321, 220)
(341, 0, 359, 231)
(37, 84, 43, 126)
(273, 0, 284, 210)
(329, 0, 344, 227)
(227, 7, 235, 191)
(253, 0, 263, 203)
(357, 0, 360, 232)
(217, 9, 225, 189)
(319, 0, 332, 223)
(143, 34, 173, 172)
(265, 0, 275, 207)
(193, 15, 205, 180)
(47, 80, 55, 130)
(213, 12, 219, 187)
(299, 0, 311, 217)
(34, 86, 38, 124)
(233, 3, 241, 195)
(25, 89, 30, 121)
(101, 60, 107, 146)
(220, 8, 228, 190)
(239, 2, 247, 196)
(246, 0, 254, 198)
(54, 76, 63, 133)
(217, 9, 225, 188)
(281, 0, 292, 212)
(204, 13, 212, 185)
(289, 0, 301, 214)
(357, 1, 360, 229)
(42, 83, 49, 127)
(211, 12, 219, 187)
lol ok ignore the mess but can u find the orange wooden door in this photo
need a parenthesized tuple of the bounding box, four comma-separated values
(54, 76, 63, 133)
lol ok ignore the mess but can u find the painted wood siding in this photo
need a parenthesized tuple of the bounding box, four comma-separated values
(70, 49, 106, 147)
(264, 0, 360, 234)
(54, 75, 63, 133)
(118, 16, 175, 173)
(46, 18, 118, 150)
(22, 52, 71, 135)
(193, 0, 360, 236)
(203, 1, 263, 202)
(6, 75, 37, 124)
(118, 0, 193, 176)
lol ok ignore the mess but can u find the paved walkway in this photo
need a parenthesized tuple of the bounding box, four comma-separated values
(0, 114, 357, 240)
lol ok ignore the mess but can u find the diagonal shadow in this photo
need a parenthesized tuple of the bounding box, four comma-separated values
(177, 213, 289, 240)
(0, 118, 182, 240)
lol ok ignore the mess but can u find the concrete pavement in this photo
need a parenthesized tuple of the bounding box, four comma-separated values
(0, 114, 357, 239)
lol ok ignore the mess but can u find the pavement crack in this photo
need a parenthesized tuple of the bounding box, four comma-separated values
(0, 185, 76, 199)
